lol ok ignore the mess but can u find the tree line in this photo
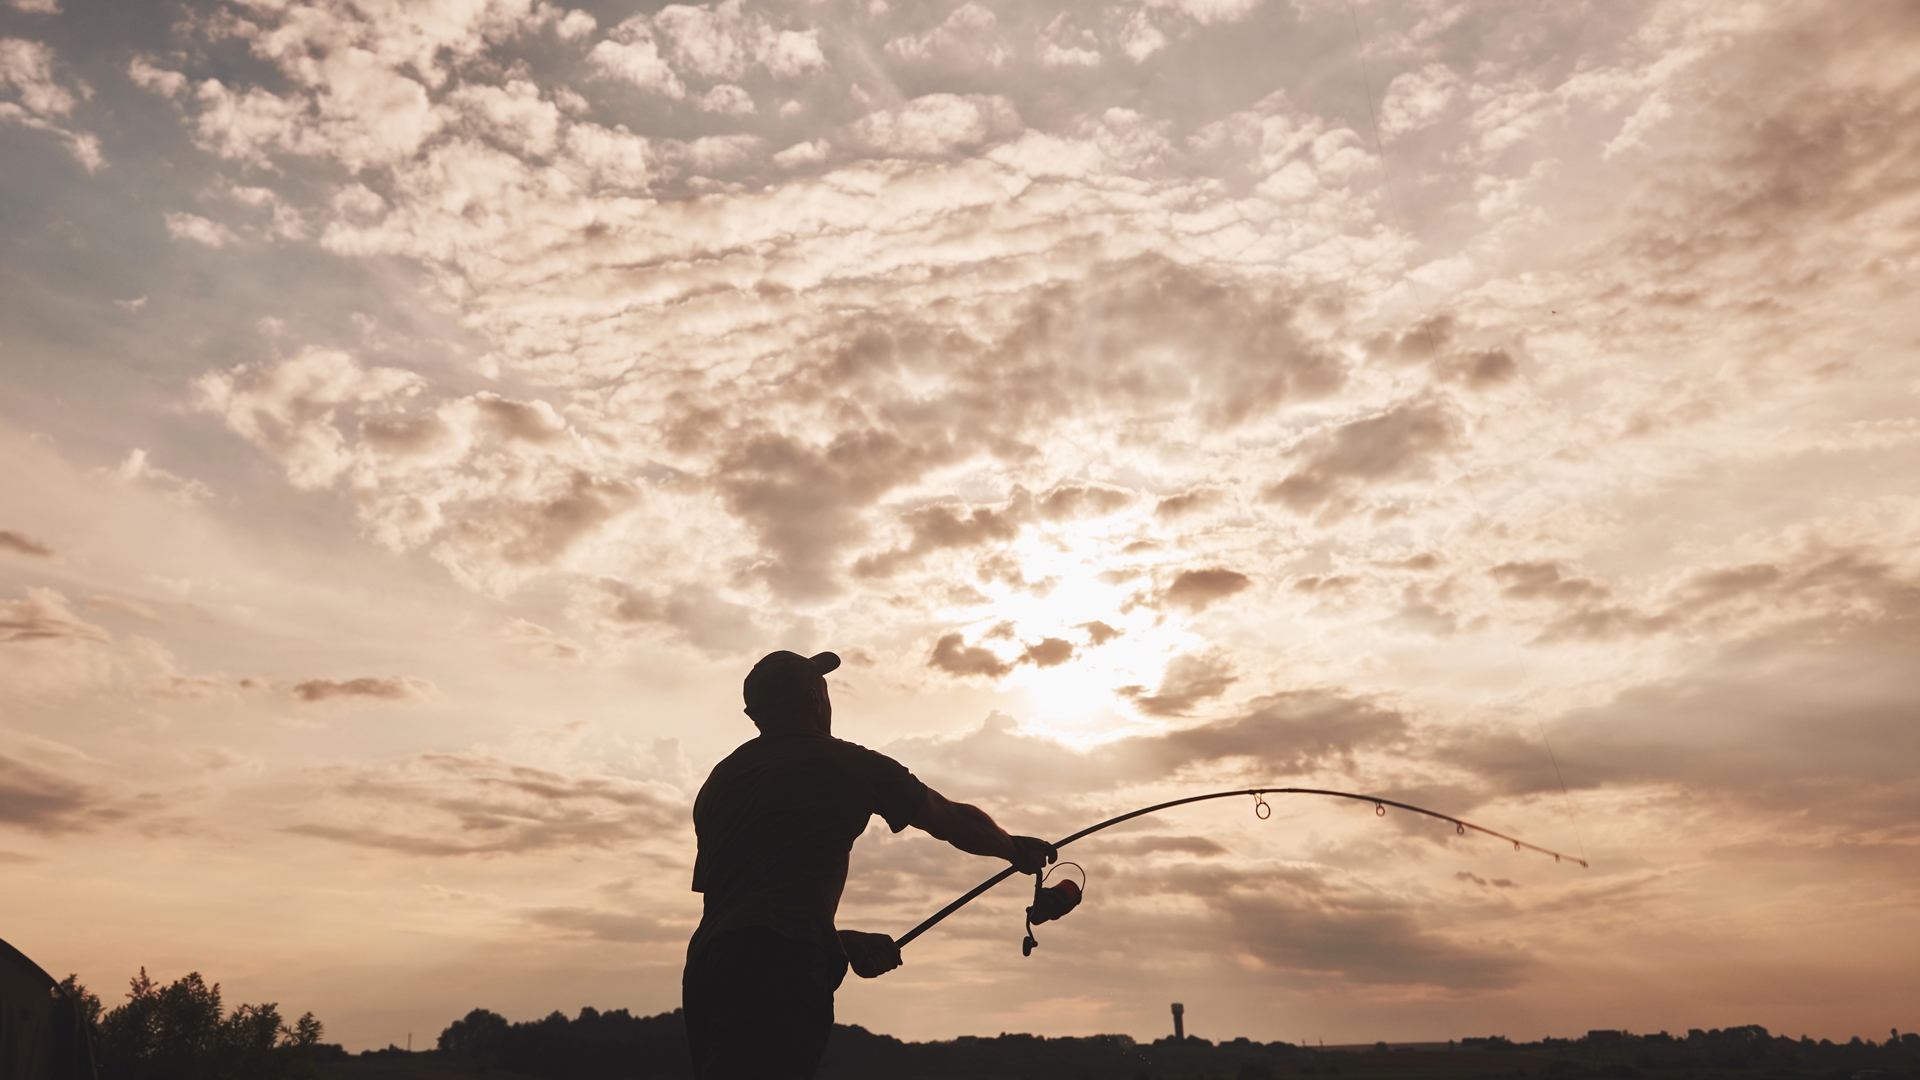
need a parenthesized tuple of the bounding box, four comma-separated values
(59, 970, 333, 1080)
(54, 970, 1920, 1080)
(428, 1007, 1920, 1080)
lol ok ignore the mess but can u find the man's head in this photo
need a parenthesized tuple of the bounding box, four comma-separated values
(742, 650, 840, 734)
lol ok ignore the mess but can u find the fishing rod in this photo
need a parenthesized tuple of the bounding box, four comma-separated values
(895, 787, 1588, 954)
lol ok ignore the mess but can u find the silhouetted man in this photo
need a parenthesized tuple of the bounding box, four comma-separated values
(683, 650, 1056, 1080)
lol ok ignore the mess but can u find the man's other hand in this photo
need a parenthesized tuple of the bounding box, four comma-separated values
(1009, 835, 1058, 875)
(838, 930, 902, 979)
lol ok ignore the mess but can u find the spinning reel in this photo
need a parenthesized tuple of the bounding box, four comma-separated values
(1020, 862, 1086, 956)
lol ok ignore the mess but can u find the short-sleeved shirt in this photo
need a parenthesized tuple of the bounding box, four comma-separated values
(688, 730, 927, 963)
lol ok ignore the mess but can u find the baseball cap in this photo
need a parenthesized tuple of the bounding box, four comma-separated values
(742, 650, 841, 714)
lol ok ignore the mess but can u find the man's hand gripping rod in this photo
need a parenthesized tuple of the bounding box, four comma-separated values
(894, 786, 1588, 952)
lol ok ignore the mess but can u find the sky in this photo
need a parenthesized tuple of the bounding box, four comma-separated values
(2, 0, 1918, 1053)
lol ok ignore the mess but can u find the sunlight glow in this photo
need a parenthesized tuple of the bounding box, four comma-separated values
(936, 522, 1200, 745)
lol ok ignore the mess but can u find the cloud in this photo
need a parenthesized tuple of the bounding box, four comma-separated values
(1019, 637, 1075, 668)
(1489, 561, 1608, 604)
(127, 57, 185, 97)
(1159, 568, 1252, 613)
(1445, 570, 1920, 839)
(0, 588, 111, 645)
(1119, 651, 1236, 716)
(499, 618, 588, 665)
(444, 78, 561, 156)
(0, 530, 54, 558)
(1037, 484, 1133, 521)
(433, 469, 639, 593)
(109, 449, 213, 504)
(291, 676, 434, 704)
(654, 257, 1343, 600)
(1478, 547, 1914, 646)
(560, 121, 653, 189)
(174, 0, 539, 171)
(86, 595, 161, 622)
(0, 37, 101, 168)
(125, 636, 259, 700)
(0, 38, 77, 116)
(1265, 400, 1459, 512)
(1456, 871, 1518, 889)
(1088, 834, 1227, 858)
(926, 629, 1088, 680)
(588, 28, 685, 99)
(1154, 488, 1220, 519)
(286, 752, 684, 856)
(893, 690, 1408, 796)
(1378, 63, 1463, 139)
(695, 83, 754, 117)
(590, 0, 822, 98)
(195, 348, 426, 489)
(524, 907, 686, 943)
(589, 578, 762, 653)
(928, 632, 1013, 679)
(651, 0, 824, 81)
(771, 139, 827, 168)
(199, 349, 645, 594)
(1038, 14, 1101, 69)
(715, 426, 957, 599)
(885, 4, 1010, 69)
(856, 485, 1133, 579)
(1212, 882, 1528, 989)
(164, 211, 239, 248)
(854, 495, 1027, 579)
(0, 754, 120, 834)
(846, 94, 1023, 158)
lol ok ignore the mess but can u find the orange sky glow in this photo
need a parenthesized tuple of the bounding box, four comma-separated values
(2, 0, 1918, 1053)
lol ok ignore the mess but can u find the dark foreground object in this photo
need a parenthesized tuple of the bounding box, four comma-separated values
(0, 937, 97, 1080)
(684, 926, 848, 1079)
(327, 1013, 1920, 1080)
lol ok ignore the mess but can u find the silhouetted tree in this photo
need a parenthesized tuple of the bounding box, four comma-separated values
(58, 974, 104, 1027)
(84, 969, 325, 1080)
(438, 1007, 510, 1057)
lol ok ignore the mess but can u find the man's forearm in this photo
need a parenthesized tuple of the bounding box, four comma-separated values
(912, 789, 1015, 860)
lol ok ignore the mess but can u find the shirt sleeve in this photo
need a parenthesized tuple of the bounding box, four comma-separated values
(850, 744, 928, 833)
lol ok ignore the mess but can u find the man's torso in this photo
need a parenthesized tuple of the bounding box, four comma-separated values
(688, 731, 925, 960)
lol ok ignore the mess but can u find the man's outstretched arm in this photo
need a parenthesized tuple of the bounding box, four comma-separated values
(910, 787, 1056, 874)
(839, 788, 1055, 980)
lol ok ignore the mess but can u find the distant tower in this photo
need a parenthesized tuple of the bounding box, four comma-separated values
(1172, 1002, 1185, 1041)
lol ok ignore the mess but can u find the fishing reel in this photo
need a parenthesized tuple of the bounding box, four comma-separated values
(1021, 862, 1085, 956)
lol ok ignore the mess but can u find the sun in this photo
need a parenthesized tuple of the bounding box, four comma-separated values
(937, 525, 1200, 746)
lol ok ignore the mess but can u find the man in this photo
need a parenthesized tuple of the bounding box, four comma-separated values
(683, 649, 1056, 1079)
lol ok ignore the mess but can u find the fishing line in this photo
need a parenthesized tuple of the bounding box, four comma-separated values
(895, 786, 1588, 952)
(1535, 718, 1588, 866)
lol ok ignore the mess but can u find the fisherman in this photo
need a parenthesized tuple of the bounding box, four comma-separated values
(683, 649, 1057, 1079)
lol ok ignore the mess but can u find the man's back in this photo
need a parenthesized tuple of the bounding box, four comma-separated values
(682, 650, 1046, 1079)
(689, 730, 925, 961)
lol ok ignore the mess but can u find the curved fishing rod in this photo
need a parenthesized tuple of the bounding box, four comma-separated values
(895, 787, 1587, 950)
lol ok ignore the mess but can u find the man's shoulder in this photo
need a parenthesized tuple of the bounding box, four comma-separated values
(828, 734, 914, 770)
(708, 731, 876, 767)
(704, 732, 913, 782)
